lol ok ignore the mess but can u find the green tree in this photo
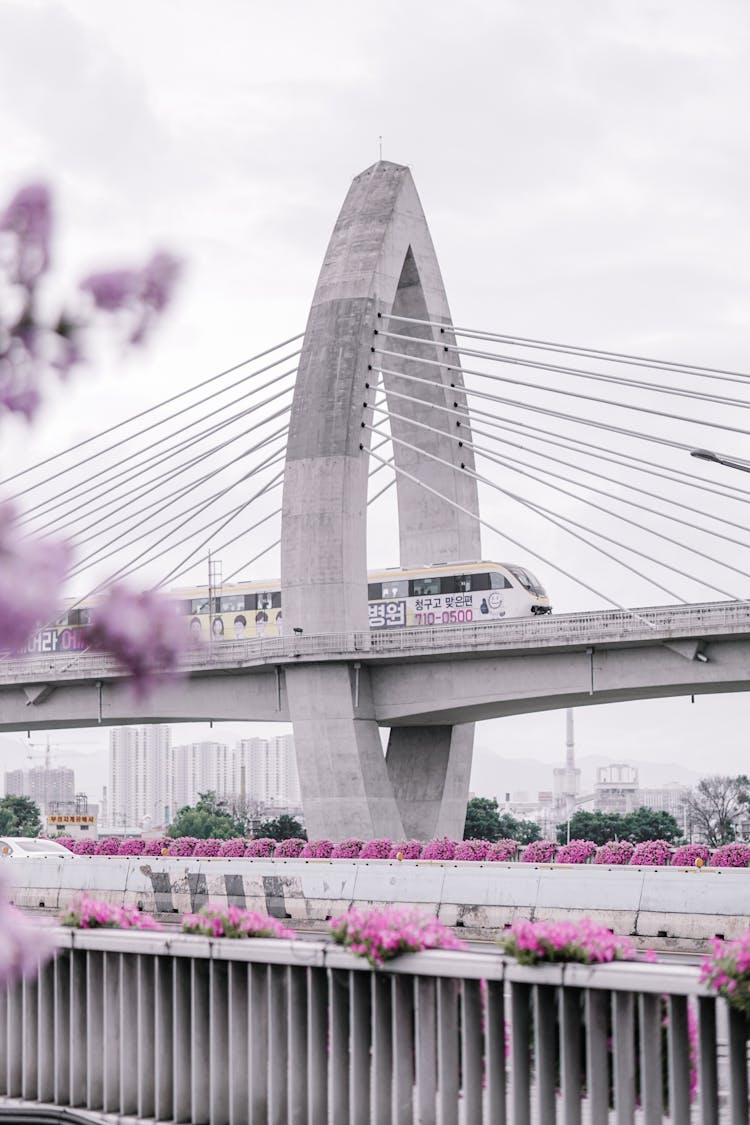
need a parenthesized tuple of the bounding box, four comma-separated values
(257, 814, 306, 841)
(463, 797, 503, 841)
(167, 791, 247, 840)
(463, 798, 542, 844)
(624, 807, 682, 844)
(0, 795, 42, 837)
(557, 810, 625, 846)
(686, 775, 750, 846)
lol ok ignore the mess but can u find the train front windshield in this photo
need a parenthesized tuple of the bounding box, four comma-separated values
(505, 565, 547, 598)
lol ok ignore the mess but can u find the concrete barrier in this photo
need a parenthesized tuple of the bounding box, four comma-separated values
(4, 857, 748, 943)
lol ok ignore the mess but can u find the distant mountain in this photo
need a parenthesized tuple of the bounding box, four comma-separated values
(470, 744, 702, 801)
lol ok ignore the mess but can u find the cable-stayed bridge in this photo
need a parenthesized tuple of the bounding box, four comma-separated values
(3, 160, 750, 840)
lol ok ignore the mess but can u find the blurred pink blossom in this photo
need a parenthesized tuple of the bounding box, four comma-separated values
(330, 905, 466, 968)
(0, 501, 71, 652)
(84, 584, 186, 696)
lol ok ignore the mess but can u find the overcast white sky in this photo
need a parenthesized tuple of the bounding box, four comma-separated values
(1, 0, 749, 799)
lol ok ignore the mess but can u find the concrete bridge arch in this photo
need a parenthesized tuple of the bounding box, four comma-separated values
(280, 161, 481, 840)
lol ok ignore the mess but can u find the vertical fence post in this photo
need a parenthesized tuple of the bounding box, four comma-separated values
(638, 992, 662, 1124)
(698, 996, 720, 1125)
(415, 977, 438, 1125)
(307, 965, 328, 1125)
(727, 1005, 749, 1125)
(392, 975, 415, 1125)
(585, 989, 610, 1122)
(371, 971, 393, 1124)
(560, 986, 582, 1125)
(485, 978, 506, 1125)
(510, 981, 532, 1125)
(613, 991, 636, 1125)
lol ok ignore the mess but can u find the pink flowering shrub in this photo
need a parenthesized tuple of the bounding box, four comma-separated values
(630, 839, 673, 866)
(501, 918, 638, 966)
(275, 838, 306, 858)
(71, 838, 97, 855)
(556, 839, 597, 865)
(711, 843, 750, 868)
(454, 839, 490, 861)
(142, 838, 170, 856)
(193, 839, 221, 858)
(701, 929, 750, 1012)
(85, 585, 186, 697)
(167, 837, 197, 857)
(330, 838, 365, 859)
(486, 839, 519, 862)
(55, 837, 75, 851)
(520, 840, 558, 864)
(300, 839, 334, 858)
(244, 838, 277, 858)
(60, 895, 161, 931)
(218, 839, 247, 857)
(594, 840, 634, 865)
(117, 838, 145, 856)
(181, 904, 293, 940)
(388, 839, 424, 859)
(421, 836, 458, 861)
(360, 838, 394, 859)
(95, 837, 121, 856)
(671, 843, 711, 867)
(329, 906, 467, 968)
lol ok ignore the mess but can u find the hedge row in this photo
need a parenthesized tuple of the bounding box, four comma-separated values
(52, 835, 750, 868)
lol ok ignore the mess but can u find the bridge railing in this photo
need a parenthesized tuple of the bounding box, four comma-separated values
(2, 599, 750, 683)
(0, 928, 746, 1124)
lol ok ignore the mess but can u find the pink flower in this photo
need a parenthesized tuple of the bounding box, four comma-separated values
(59, 894, 160, 931)
(421, 836, 458, 861)
(80, 251, 181, 345)
(0, 502, 71, 652)
(454, 839, 490, 861)
(118, 838, 145, 856)
(387, 839, 424, 859)
(671, 843, 711, 867)
(501, 917, 639, 966)
(630, 839, 672, 866)
(594, 840, 634, 865)
(244, 838, 276, 858)
(556, 839, 597, 865)
(360, 838, 394, 859)
(520, 840, 558, 864)
(300, 839, 334, 858)
(71, 838, 97, 855)
(95, 837, 121, 856)
(193, 839, 221, 858)
(181, 904, 293, 940)
(167, 837, 197, 857)
(330, 838, 364, 859)
(142, 837, 170, 856)
(486, 839, 519, 862)
(711, 843, 750, 868)
(701, 928, 750, 1013)
(218, 839, 246, 857)
(84, 584, 186, 697)
(275, 837, 306, 858)
(0, 182, 52, 286)
(329, 906, 466, 968)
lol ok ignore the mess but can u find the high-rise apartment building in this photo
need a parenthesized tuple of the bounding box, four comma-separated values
(4, 766, 75, 814)
(235, 735, 300, 809)
(108, 726, 171, 829)
(106, 728, 301, 829)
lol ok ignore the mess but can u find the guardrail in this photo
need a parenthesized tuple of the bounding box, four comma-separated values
(0, 928, 746, 1124)
(2, 599, 750, 685)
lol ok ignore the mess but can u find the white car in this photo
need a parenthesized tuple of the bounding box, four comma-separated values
(0, 837, 79, 859)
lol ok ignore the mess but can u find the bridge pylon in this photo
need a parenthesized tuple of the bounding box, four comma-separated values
(281, 161, 481, 841)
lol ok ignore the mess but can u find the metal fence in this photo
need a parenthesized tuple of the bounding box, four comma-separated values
(0, 929, 747, 1124)
(4, 599, 750, 685)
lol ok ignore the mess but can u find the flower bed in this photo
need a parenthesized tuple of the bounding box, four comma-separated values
(421, 836, 458, 860)
(501, 918, 639, 966)
(594, 841, 634, 865)
(519, 839, 558, 864)
(60, 895, 161, 931)
(701, 930, 750, 1012)
(329, 906, 466, 968)
(181, 904, 293, 940)
(671, 843, 711, 867)
(556, 839, 596, 864)
(711, 843, 750, 868)
(630, 839, 673, 866)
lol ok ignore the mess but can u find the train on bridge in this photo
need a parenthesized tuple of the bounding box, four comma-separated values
(26, 560, 551, 653)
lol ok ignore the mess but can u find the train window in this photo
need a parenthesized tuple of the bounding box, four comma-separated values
(470, 573, 491, 591)
(271, 591, 282, 608)
(506, 566, 545, 595)
(490, 572, 512, 590)
(175, 600, 193, 615)
(382, 579, 408, 599)
(411, 577, 440, 597)
(368, 583, 382, 600)
(256, 592, 273, 611)
(220, 594, 245, 612)
(67, 608, 92, 626)
(191, 598, 210, 614)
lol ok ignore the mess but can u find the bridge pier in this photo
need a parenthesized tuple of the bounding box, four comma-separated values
(386, 723, 474, 840)
(284, 663, 404, 840)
